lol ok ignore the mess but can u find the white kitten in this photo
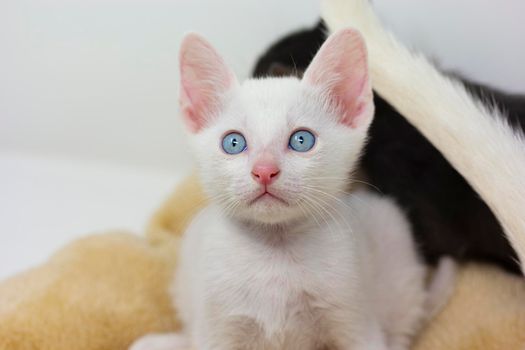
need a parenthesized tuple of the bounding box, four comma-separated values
(131, 29, 453, 350)
(322, 0, 525, 274)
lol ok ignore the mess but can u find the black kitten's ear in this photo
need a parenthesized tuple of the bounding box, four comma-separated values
(268, 62, 304, 78)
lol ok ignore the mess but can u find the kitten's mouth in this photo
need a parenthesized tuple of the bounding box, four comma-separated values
(249, 190, 288, 206)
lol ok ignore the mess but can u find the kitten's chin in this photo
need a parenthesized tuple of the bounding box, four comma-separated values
(233, 200, 305, 225)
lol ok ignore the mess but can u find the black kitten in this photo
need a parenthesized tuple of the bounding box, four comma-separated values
(253, 21, 525, 273)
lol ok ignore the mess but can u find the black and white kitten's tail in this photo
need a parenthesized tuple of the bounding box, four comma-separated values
(321, 0, 525, 274)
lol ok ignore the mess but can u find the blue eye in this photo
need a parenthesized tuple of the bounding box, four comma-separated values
(222, 132, 247, 155)
(289, 130, 315, 152)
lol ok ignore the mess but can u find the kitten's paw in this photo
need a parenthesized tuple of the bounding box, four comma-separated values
(129, 333, 190, 350)
(425, 256, 457, 318)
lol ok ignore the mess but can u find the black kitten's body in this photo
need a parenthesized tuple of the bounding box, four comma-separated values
(254, 21, 525, 273)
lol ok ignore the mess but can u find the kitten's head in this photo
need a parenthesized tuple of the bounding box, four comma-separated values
(179, 29, 374, 225)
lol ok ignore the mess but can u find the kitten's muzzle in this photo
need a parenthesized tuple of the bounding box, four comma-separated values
(248, 190, 288, 206)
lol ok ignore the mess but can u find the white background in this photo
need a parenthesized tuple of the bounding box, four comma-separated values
(1, 0, 524, 280)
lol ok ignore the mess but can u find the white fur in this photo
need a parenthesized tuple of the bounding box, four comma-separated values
(130, 30, 450, 350)
(168, 190, 427, 350)
(321, 0, 525, 275)
(424, 257, 457, 320)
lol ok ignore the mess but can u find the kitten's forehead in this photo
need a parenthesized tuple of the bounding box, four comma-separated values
(237, 77, 302, 134)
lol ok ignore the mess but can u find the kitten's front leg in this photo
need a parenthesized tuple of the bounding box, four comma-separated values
(193, 313, 268, 350)
(340, 328, 390, 350)
(129, 333, 190, 350)
(330, 319, 390, 350)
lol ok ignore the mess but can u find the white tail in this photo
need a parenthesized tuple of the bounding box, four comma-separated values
(321, 0, 525, 274)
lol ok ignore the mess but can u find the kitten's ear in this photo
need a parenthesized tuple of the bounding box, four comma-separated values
(303, 28, 373, 129)
(179, 33, 237, 133)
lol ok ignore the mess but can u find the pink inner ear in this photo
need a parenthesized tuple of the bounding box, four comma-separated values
(303, 28, 373, 129)
(179, 33, 235, 133)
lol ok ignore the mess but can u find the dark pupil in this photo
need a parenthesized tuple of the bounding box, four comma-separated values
(231, 138, 238, 147)
(298, 136, 304, 144)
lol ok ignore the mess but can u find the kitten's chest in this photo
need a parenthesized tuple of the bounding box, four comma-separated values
(203, 225, 357, 336)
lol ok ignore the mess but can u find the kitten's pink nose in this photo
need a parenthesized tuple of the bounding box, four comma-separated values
(251, 162, 280, 186)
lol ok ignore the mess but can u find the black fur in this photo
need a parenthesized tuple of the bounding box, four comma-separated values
(253, 21, 525, 273)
